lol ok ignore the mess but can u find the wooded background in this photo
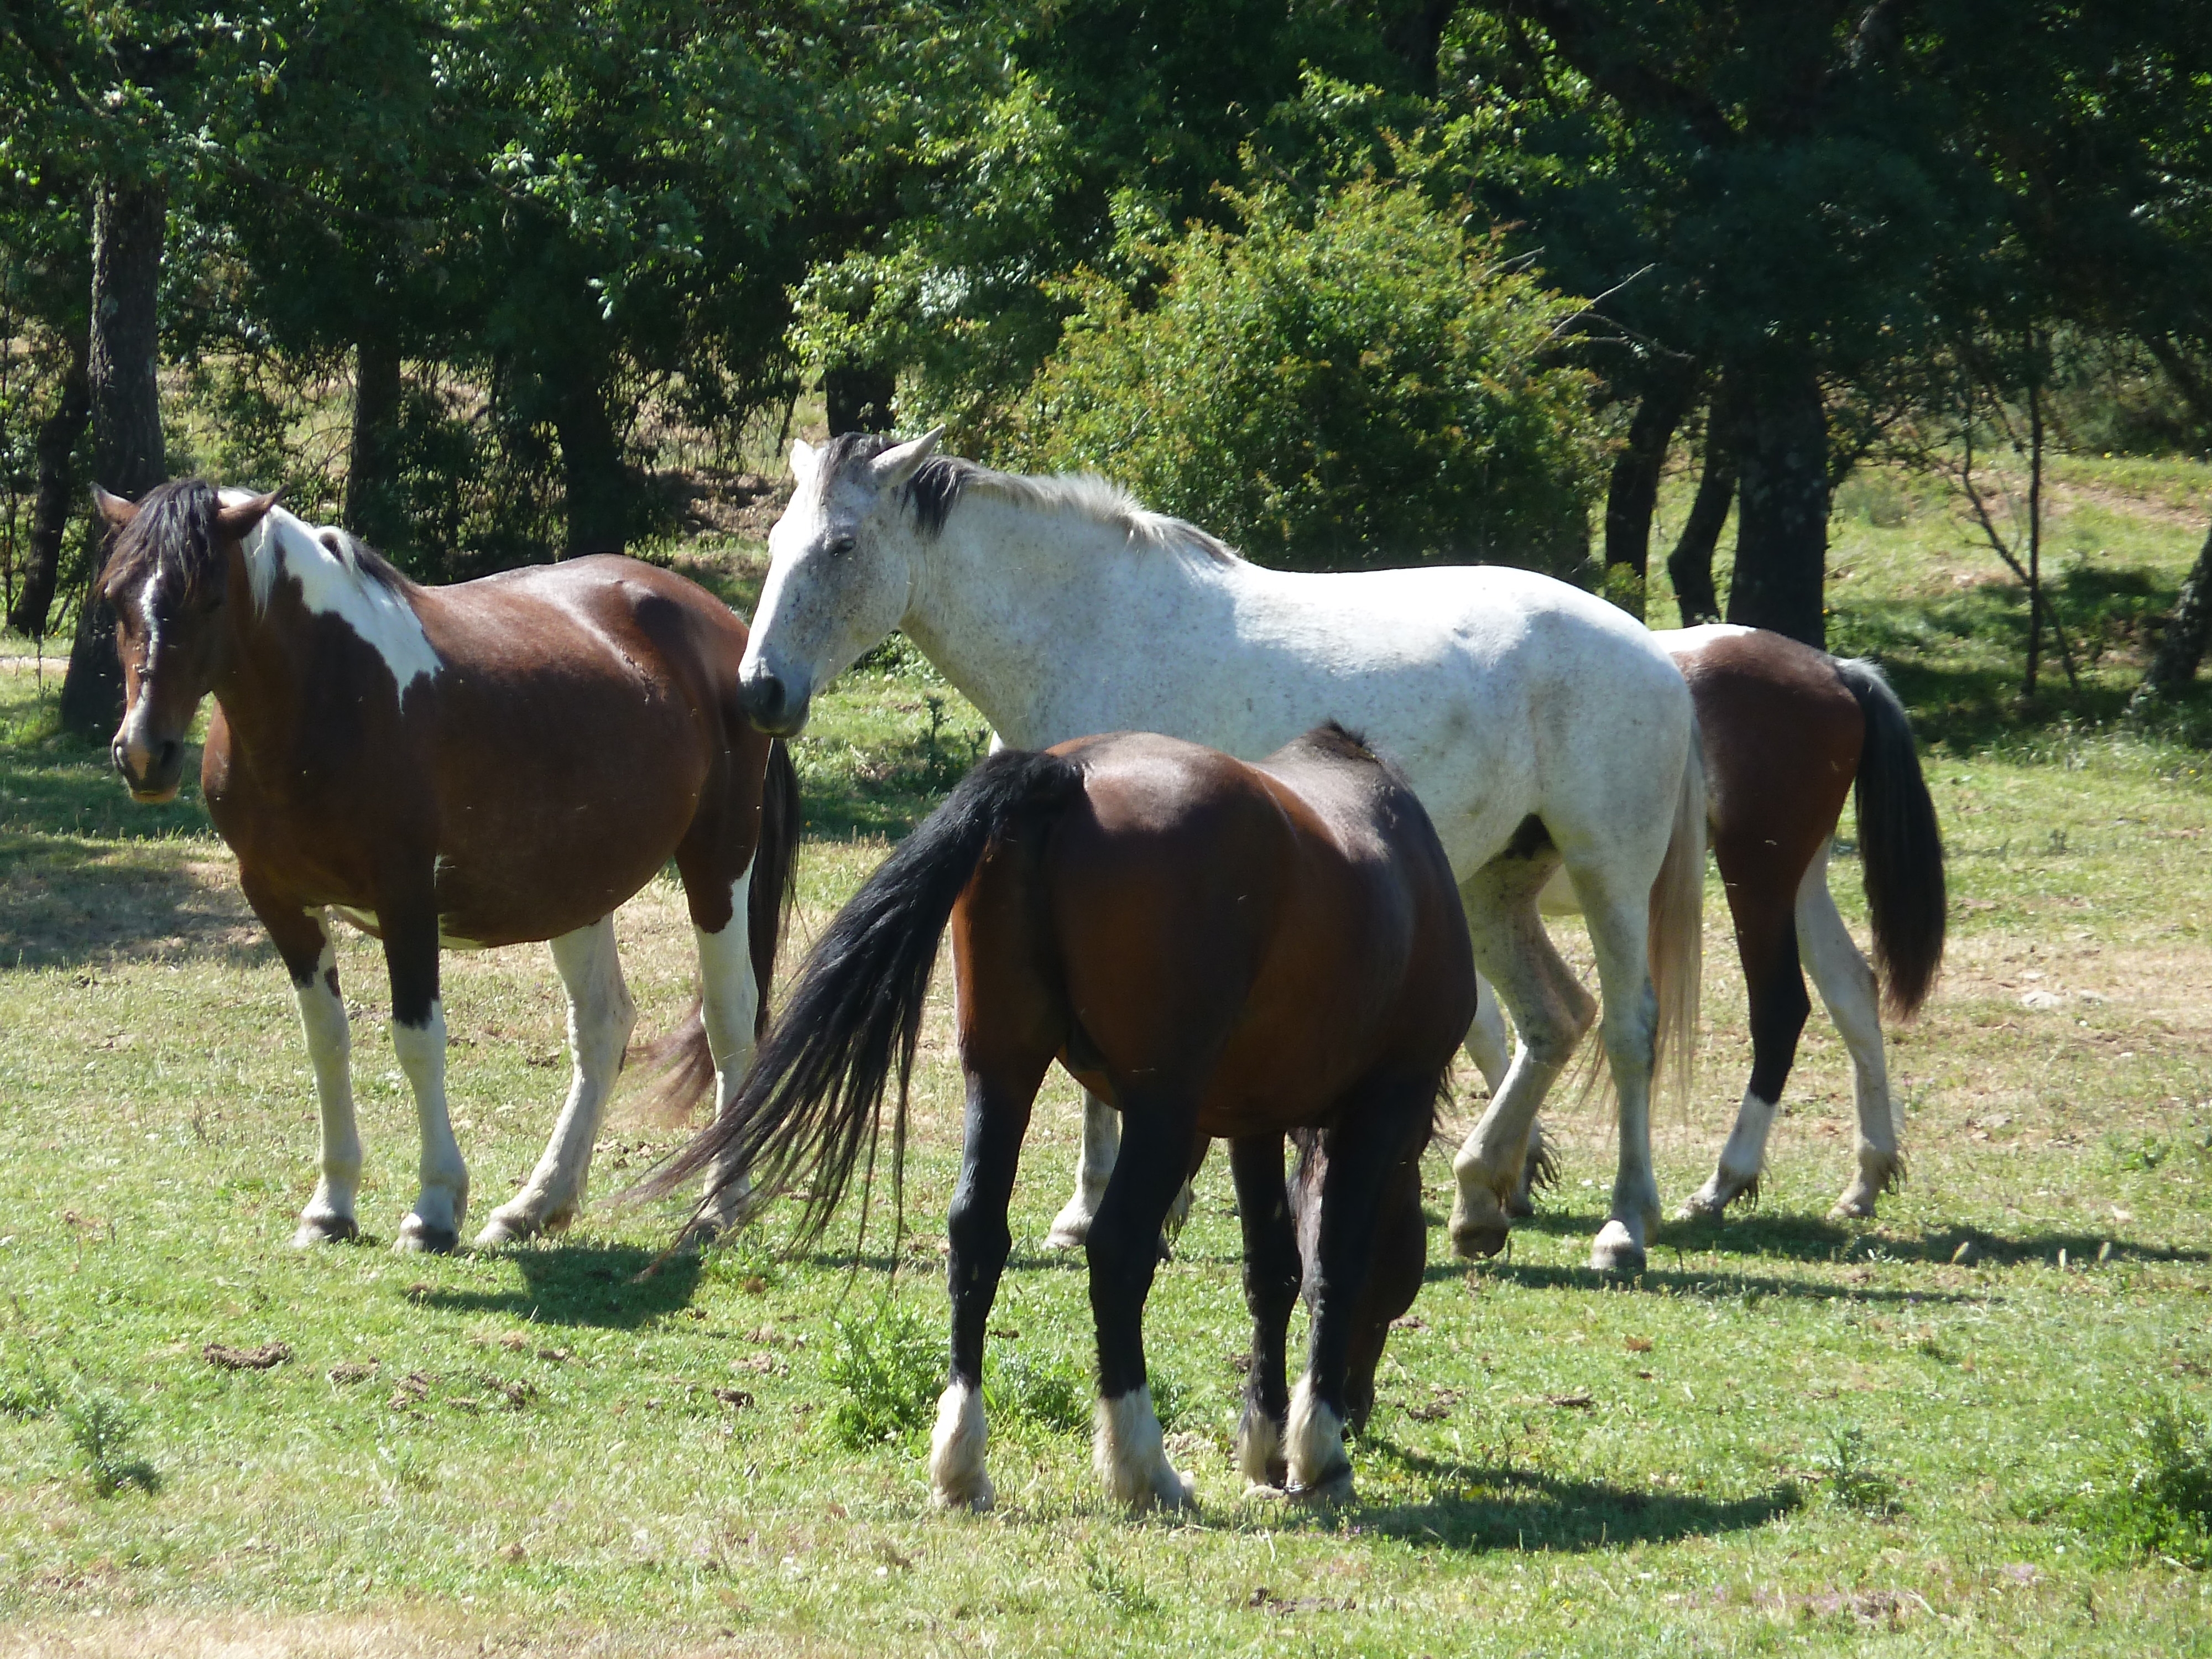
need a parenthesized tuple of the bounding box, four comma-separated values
(3, 1, 2209, 732)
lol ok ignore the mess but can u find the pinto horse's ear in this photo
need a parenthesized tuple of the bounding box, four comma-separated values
(790, 438, 820, 488)
(92, 486, 139, 532)
(867, 426, 945, 491)
(215, 489, 283, 542)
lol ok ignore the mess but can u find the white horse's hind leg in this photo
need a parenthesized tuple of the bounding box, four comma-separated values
(686, 865, 761, 1243)
(477, 915, 634, 1246)
(1046, 1092, 1120, 1249)
(1796, 854, 1900, 1217)
(1449, 854, 1595, 1260)
(291, 917, 363, 1246)
(393, 999, 468, 1253)
(1575, 880, 1666, 1274)
(1464, 974, 1511, 1094)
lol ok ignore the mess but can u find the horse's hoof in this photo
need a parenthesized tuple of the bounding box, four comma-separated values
(1589, 1222, 1645, 1276)
(1451, 1220, 1509, 1260)
(1830, 1190, 1879, 1221)
(675, 1215, 727, 1253)
(1151, 1468, 1197, 1512)
(395, 1217, 460, 1255)
(473, 1212, 536, 1249)
(292, 1213, 359, 1248)
(1287, 1464, 1354, 1506)
(1677, 1186, 1727, 1221)
(1044, 1203, 1093, 1251)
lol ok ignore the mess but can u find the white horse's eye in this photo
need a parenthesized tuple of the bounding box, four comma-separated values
(828, 533, 857, 559)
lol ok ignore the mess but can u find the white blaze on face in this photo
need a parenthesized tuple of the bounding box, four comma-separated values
(231, 495, 440, 703)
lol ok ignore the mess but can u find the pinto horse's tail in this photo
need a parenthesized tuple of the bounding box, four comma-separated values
(631, 738, 803, 1123)
(1834, 659, 1946, 1018)
(1648, 720, 1707, 1110)
(634, 747, 1086, 1245)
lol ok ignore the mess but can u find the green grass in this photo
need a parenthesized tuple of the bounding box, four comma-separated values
(2, 458, 2211, 1654)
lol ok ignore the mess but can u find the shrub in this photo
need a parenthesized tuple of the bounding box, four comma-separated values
(1006, 176, 1606, 577)
(2076, 1399, 2212, 1567)
(985, 1349, 1091, 1436)
(822, 1298, 942, 1449)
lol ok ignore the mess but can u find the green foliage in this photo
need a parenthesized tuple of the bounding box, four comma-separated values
(985, 1348, 1090, 1437)
(1813, 1425, 1903, 1518)
(822, 1296, 941, 1449)
(1009, 175, 1605, 574)
(55, 1381, 156, 1497)
(2075, 1400, 2212, 1568)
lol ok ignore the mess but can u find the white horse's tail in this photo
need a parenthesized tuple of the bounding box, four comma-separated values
(1647, 720, 1706, 1110)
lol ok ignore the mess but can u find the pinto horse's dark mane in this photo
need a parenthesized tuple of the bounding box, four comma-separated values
(98, 477, 413, 612)
(818, 432, 1241, 564)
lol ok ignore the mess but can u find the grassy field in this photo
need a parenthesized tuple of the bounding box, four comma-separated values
(1, 453, 2210, 1656)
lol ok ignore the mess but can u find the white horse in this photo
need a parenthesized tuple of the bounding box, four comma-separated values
(738, 430, 1704, 1271)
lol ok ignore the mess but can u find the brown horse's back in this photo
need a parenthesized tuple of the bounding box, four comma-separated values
(1032, 730, 1472, 1140)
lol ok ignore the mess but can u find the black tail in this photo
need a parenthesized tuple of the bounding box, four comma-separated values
(629, 738, 804, 1124)
(748, 739, 802, 1035)
(635, 747, 1086, 1244)
(1835, 658, 1946, 1018)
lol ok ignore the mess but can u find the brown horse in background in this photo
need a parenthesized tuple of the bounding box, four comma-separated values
(1486, 625, 1945, 1223)
(641, 724, 1477, 1510)
(96, 481, 798, 1251)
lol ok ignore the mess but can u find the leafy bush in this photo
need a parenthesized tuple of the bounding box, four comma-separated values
(985, 1349, 1091, 1436)
(1814, 1425, 1903, 1517)
(2075, 1399, 2212, 1567)
(822, 1298, 942, 1449)
(1006, 175, 1606, 576)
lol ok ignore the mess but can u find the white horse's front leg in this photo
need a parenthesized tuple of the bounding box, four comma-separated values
(478, 916, 635, 1246)
(684, 866, 760, 1246)
(291, 920, 363, 1246)
(1047, 1091, 1120, 1249)
(1797, 859, 1901, 1217)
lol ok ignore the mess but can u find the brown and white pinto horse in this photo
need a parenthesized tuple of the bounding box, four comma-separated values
(641, 724, 1477, 1509)
(1488, 625, 1945, 1223)
(96, 480, 798, 1252)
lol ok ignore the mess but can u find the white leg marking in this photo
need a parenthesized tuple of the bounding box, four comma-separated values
(393, 999, 468, 1252)
(1682, 1089, 1778, 1218)
(1797, 855, 1900, 1217)
(1093, 1386, 1193, 1511)
(1235, 1399, 1286, 1491)
(291, 924, 362, 1246)
(928, 1381, 994, 1511)
(477, 916, 634, 1246)
(1285, 1376, 1353, 1503)
(1047, 1093, 1119, 1249)
(689, 865, 760, 1239)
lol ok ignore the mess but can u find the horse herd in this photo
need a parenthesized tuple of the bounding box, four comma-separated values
(89, 426, 1945, 1510)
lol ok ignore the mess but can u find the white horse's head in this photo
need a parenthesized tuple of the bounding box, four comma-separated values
(739, 427, 945, 735)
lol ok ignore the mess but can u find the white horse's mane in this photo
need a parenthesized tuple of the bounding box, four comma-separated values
(964, 468, 1244, 566)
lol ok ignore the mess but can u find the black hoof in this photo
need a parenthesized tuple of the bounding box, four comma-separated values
(395, 1219, 459, 1255)
(292, 1214, 360, 1247)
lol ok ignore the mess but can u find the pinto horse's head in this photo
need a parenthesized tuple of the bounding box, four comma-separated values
(739, 426, 946, 736)
(94, 480, 279, 803)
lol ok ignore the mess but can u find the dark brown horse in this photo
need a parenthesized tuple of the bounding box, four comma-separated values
(1490, 625, 1945, 1223)
(96, 480, 798, 1251)
(642, 723, 1476, 1509)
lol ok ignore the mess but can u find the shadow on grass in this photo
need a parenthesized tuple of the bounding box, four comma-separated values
(420, 1242, 702, 1328)
(1356, 1437, 1800, 1553)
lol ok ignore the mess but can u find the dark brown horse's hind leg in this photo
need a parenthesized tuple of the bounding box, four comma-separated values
(1682, 907, 1811, 1218)
(927, 1060, 1042, 1511)
(1087, 1095, 1201, 1510)
(1228, 1134, 1301, 1490)
(1293, 1084, 1432, 1503)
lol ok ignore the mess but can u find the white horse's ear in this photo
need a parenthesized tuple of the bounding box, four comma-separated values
(92, 486, 139, 531)
(868, 426, 945, 491)
(215, 489, 283, 542)
(790, 438, 820, 488)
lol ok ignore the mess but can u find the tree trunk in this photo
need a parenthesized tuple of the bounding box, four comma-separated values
(1725, 354, 1829, 648)
(2131, 517, 2212, 712)
(824, 364, 896, 436)
(346, 332, 408, 555)
(1383, 0, 1457, 96)
(5, 333, 90, 639)
(553, 368, 629, 557)
(1603, 364, 1699, 613)
(61, 178, 166, 741)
